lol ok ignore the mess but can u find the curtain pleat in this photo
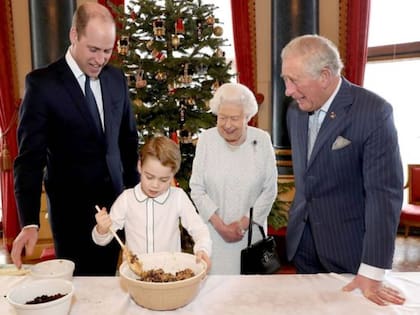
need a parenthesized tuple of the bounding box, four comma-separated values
(230, 0, 260, 126)
(339, 0, 371, 86)
(0, 0, 21, 251)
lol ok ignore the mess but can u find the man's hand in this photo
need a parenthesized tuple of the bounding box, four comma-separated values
(11, 227, 39, 269)
(343, 274, 406, 306)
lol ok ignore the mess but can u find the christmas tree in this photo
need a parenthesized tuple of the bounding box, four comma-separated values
(109, 0, 234, 191)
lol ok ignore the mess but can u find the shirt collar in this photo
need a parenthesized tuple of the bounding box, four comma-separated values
(134, 185, 171, 205)
(65, 47, 84, 80)
(318, 77, 342, 113)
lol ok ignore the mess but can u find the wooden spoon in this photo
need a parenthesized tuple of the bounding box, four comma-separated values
(95, 205, 143, 276)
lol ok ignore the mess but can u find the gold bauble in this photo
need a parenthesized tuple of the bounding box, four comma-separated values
(155, 71, 167, 81)
(206, 16, 215, 25)
(133, 99, 143, 107)
(171, 35, 180, 49)
(213, 26, 223, 36)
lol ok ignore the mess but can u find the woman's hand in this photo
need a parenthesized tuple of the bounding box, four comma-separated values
(210, 213, 247, 242)
(95, 207, 112, 235)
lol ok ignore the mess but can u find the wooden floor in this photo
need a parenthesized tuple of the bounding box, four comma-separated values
(278, 234, 420, 274)
(392, 234, 420, 272)
(1, 234, 420, 272)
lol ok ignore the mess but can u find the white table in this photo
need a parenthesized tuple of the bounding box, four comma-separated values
(1, 272, 419, 314)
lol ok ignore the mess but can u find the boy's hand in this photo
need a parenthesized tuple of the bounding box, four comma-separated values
(95, 208, 112, 235)
(196, 250, 211, 273)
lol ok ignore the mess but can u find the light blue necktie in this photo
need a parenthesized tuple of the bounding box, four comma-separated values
(85, 75, 103, 134)
(307, 110, 323, 160)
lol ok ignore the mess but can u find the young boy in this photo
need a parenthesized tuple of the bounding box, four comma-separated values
(92, 136, 212, 269)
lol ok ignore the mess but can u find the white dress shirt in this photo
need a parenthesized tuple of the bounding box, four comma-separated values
(92, 184, 212, 257)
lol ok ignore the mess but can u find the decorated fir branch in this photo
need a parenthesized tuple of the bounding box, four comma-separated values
(268, 180, 295, 230)
(107, 0, 234, 191)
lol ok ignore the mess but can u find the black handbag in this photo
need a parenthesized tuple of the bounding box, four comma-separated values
(240, 207, 281, 275)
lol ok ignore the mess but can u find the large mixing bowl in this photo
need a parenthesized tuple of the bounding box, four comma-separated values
(119, 251, 207, 311)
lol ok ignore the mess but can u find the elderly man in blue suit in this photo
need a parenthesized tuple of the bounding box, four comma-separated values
(281, 35, 405, 305)
(12, 2, 139, 276)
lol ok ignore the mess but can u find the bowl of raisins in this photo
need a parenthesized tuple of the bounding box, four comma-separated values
(6, 278, 74, 315)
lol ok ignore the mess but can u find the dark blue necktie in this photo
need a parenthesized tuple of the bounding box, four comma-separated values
(85, 75, 103, 134)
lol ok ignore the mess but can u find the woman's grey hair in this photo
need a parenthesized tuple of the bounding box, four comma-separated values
(209, 83, 258, 122)
(281, 34, 344, 77)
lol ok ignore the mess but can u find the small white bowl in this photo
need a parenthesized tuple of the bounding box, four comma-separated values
(31, 259, 75, 281)
(7, 278, 74, 315)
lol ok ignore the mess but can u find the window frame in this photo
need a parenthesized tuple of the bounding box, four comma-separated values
(368, 41, 420, 62)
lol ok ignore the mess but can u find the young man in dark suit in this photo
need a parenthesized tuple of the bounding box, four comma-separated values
(12, 2, 139, 276)
(282, 34, 405, 305)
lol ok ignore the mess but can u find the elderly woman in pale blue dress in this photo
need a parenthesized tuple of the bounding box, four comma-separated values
(189, 83, 278, 274)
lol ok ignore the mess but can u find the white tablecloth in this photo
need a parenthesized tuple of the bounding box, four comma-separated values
(1, 272, 419, 314)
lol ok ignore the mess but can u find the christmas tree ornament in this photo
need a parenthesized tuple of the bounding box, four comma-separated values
(186, 97, 196, 106)
(175, 18, 185, 34)
(152, 49, 166, 62)
(126, 74, 136, 87)
(214, 48, 225, 58)
(179, 129, 193, 144)
(179, 103, 186, 125)
(196, 63, 208, 76)
(204, 99, 210, 110)
(133, 98, 143, 107)
(117, 35, 129, 55)
(206, 16, 215, 26)
(130, 10, 137, 20)
(178, 63, 193, 84)
(146, 40, 154, 50)
(196, 20, 203, 39)
(155, 71, 167, 81)
(171, 34, 180, 49)
(170, 131, 179, 144)
(168, 81, 178, 95)
(135, 69, 147, 88)
(153, 18, 165, 37)
(213, 25, 223, 36)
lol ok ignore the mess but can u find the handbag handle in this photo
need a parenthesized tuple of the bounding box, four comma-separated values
(247, 207, 267, 247)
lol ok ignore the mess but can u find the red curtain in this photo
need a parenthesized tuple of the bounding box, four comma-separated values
(230, 0, 262, 127)
(98, 0, 125, 16)
(0, 0, 21, 251)
(340, 0, 371, 86)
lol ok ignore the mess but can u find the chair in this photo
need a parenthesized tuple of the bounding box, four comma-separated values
(400, 164, 420, 237)
(39, 246, 56, 261)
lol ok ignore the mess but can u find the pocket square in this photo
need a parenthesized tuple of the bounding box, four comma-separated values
(332, 136, 351, 150)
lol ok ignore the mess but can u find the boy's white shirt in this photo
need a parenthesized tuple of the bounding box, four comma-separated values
(92, 184, 212, 257)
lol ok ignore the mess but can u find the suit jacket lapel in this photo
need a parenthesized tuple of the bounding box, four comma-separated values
(56, 58, 85, 109)
(99, 69, 117, 144)
(57, 58, 104, 138)
(307, 78, 354, 166)
(297, 109, 310, 167)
